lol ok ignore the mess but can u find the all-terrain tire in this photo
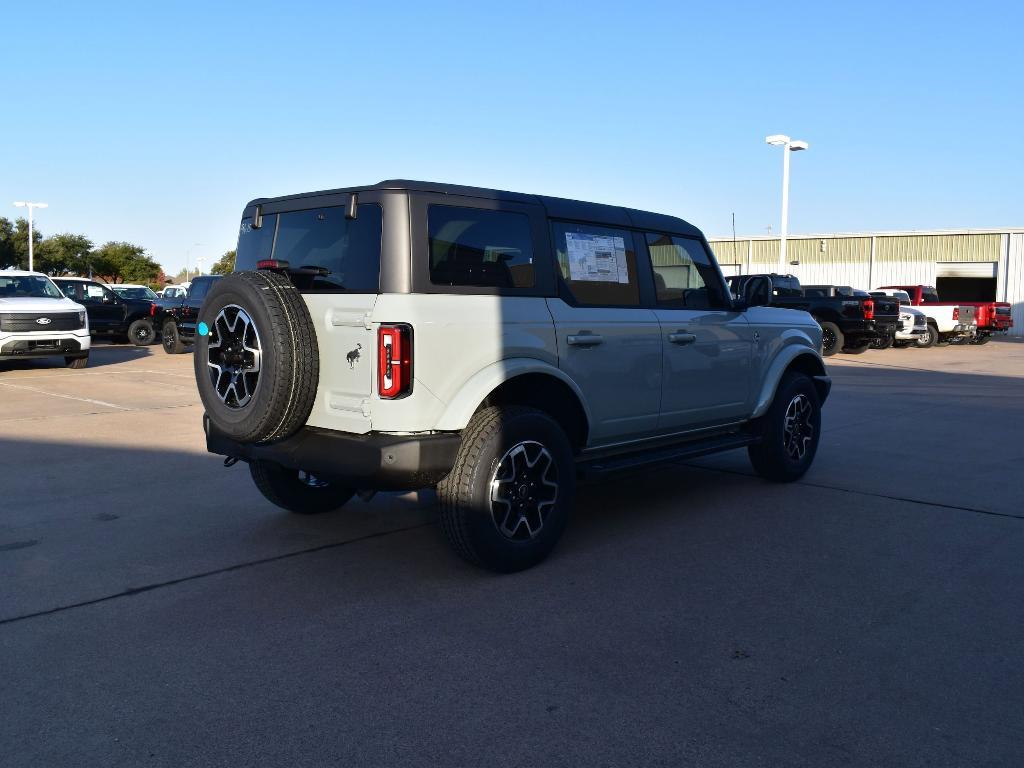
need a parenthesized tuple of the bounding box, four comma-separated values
(747, 372, 822, 482)
(195, 270, 319, 444)
(870, 333, 894, 350)
(162, 321, 187, 354)
(249, 460, 354, 514)
(437, 406, 575, 573)
(65, 354, 89, 369)
(915, 324, 938, 348)
(819, 321, 843, 357)
(128, 318, 156, 346)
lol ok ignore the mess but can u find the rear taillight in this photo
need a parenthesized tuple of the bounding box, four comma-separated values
(378, 324, 412, 399)
(863, 299, 874, 320)
(953, 307, 960, 321)
(257, 259, 290, 270)
(149, 302, 156, 316)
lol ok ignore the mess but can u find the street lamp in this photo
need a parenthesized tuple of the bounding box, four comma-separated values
(185, 243, 203, 280)
(12, 201, 48, 272)
(765, 135, 809, 272)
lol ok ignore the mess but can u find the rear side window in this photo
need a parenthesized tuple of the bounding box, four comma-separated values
(428, 206, 535, 289)
(235, 204, 383, 292)
(551, 222, 641, 307)
(188, 279, 215, 303)
(644, 234, 728, 309)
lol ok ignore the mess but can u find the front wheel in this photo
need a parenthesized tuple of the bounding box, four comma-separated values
(128, 318, 156, 346)
(915, 324, 938, 348)
(65, 354, 89, 369)
(162, 320, 187, 354)
(970, 334, 992, 345)
(748, 372, 822, 482)
(870, 333, 894, 350)
(437, 406, 575, 573)
(249, 460, 354, 514)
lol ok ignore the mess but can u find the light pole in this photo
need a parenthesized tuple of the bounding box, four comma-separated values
(185, 243, 202, 281)
(765, 135, 808, 272)
(12, 201, 48, 272)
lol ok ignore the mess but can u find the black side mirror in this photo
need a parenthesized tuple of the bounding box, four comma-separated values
(743, 276, 772, 308)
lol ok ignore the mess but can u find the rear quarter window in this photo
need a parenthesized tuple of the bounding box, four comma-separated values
(428, 206, 536, 289)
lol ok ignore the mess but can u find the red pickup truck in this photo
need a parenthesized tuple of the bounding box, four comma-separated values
(880, 285, 1013, 344)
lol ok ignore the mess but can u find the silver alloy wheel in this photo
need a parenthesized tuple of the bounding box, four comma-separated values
(489, 441, 559, 541)
(207, 305, 262, 409)
(783, 393, 815, 461)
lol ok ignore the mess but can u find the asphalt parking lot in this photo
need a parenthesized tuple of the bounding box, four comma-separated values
(2, 340, 1023, 767)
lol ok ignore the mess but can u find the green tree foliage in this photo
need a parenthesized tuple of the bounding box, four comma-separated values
(34, 233, 94, 276)
(91, 241, 161, 284)
(0, 217, 43, 269)
(210, 249, 236, 275)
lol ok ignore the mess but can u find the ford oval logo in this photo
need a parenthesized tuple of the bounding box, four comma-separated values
(36, 317, 52, 325)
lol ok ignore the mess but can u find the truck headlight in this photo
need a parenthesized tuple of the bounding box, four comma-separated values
(79, 310, 87, 327)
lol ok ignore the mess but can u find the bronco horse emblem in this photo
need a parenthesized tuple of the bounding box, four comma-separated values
(346, 343, 362, 369)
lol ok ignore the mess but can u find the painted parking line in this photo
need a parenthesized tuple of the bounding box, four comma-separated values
(0, 381, 133, 411)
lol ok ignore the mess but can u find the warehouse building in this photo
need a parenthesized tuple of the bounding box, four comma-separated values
(708, 229, 1024, 336)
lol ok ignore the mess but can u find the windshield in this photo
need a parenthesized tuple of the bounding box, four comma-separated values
(0, 274, 64, 299)
(236, 203, 383, 291)
(113, 286, 158, 299)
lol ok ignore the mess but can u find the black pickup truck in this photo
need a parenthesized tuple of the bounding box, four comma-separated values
(727, 274, 899, 356)
(151, 275, 221, 354)
(52, 276, 158, 346)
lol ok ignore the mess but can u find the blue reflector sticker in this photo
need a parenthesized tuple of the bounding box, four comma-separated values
(197, 322, 209, 337)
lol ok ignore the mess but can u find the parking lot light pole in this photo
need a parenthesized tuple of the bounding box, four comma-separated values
(12, 201, 48, 272)
(765, 135, 808, 273)
(185, 243, 202, 280)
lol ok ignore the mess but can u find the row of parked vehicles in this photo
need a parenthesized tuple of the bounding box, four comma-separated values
(726, 274, 1012, 356)
(0, 270, 221, 368)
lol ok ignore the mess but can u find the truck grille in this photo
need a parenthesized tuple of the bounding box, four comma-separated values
(0, 312, 83, 332)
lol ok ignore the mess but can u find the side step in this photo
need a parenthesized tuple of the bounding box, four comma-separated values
(577, 433, 756, 479)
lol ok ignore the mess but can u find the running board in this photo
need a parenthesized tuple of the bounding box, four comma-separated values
(577, 433, 756, 479)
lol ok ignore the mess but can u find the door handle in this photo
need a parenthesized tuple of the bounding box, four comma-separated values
(668, 332, 697, 346)
(567, 333, 604, 347)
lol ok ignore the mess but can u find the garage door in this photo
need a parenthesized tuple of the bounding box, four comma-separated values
(936, 262, 997, 278)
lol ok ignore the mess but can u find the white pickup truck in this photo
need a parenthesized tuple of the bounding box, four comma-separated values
(871, 288, 975, 347)
(0, 269, 91, 368)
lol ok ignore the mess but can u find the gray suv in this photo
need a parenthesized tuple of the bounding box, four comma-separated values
(196, 181, 830, 571)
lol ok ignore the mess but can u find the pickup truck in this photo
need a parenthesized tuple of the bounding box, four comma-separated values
(878, 284, 1011, 345)
(151, 275, 221, 354)
(52, 276, 158, 346)
(726, 274, 899, 356)
(872, 287, 977, 347)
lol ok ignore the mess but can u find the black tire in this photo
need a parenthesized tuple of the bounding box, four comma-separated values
(819, 321, 843, 357)
(195, 271, 319, 444)
(893, 340, 910, 348)
(128, 318, 157, 346)
(249, 460, 354, 514)
(842, 342, 871, 355)
(65, 354, 89, 369)
(915, 324, 938, 348)
(162, 320, 187, 354)
(870, 333, 894, 350)
(747, 372, 822, 483)
(970, 334, 992, 345)
(437, 406, 575, 573)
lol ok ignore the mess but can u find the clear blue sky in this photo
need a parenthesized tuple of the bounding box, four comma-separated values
(2, 0, 1021, 275)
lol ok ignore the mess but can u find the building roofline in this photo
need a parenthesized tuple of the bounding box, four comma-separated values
(709, 227, 1024, 240)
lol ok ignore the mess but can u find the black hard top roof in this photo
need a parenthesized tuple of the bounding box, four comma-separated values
(245, 180, 703, 238)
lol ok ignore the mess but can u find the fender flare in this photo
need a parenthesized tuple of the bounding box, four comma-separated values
(750, 335, 828, 419)
(434, 358, 593, 432)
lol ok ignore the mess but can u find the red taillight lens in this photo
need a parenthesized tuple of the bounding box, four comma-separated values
(863, 299, 874, 320)
(378, 324, 413, 399)
(257, 259, 290, 270)
(149, 302, 156, 316)
(952, 307, 960, 321)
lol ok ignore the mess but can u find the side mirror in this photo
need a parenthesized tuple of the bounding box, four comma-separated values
(742, 276, 772, 308)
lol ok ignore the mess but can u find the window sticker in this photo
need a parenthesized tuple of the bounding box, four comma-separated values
(87, 285, 105, 298)
(565, 232, 629, 283)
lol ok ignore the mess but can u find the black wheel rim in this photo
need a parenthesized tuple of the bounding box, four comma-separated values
(821, 328, 836, 352)
(134, 326, 150, 343)
(783, 394, 815, 462)
(489, 441, 559, 541)
(206, 305, 262, 409)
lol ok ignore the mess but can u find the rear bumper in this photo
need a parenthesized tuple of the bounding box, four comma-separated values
(204, 416, 462, 491)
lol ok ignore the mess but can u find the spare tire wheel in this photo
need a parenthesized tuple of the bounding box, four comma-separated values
(194, 271, 319, 444)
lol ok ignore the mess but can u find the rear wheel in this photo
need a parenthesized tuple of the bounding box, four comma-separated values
(819, 321, 843, 357)
(437, 406, 574, 573)
(249, 460, 354, 514)
(970, 333, 992, 345)
(748, 372, 822, 482)
(162, 321, 187, 354)
(915, 324, 938, 348)
(65, 354, 89, 369)
(128, 318, 156, 346)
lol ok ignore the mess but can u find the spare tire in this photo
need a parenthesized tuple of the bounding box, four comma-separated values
(194, 271, 319, 444)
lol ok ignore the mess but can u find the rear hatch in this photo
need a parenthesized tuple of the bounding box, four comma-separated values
(235, 197, 384, 434)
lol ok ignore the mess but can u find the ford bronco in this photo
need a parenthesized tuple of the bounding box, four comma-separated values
(197, 181, 830, 572)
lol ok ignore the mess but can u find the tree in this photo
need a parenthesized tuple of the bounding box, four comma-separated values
(210, 249, 236, 275)
(91, 241, 161, 284)
(0, 217, 43, 270)
(35, 233, 94, 276)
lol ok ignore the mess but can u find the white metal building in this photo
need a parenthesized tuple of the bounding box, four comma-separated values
(708, 229, 1024, 336)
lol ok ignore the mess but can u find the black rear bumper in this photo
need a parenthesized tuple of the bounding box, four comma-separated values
(204, 416, 462, 491)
